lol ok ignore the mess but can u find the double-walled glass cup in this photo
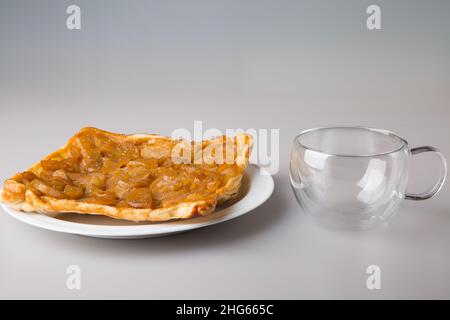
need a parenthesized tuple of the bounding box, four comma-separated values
(289, 127, 447, 230)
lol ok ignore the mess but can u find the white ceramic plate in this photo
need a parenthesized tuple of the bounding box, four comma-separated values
(1, 164, 274, 239)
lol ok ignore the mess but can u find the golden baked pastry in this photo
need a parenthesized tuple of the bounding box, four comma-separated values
(0, 127, 253, 222)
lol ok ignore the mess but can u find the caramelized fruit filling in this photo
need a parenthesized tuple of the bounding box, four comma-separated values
(13, 131, 242, 210)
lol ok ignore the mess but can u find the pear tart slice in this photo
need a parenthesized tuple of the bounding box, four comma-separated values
(1, 127, 253, 222)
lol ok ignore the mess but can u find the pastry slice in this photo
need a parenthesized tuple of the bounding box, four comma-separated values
(0, 127, 253, 222)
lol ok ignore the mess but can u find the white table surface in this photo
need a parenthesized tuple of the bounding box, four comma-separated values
(0, 0, 449, 299)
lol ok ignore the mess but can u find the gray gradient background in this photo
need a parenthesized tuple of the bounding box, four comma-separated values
(0, 0, 449, 299)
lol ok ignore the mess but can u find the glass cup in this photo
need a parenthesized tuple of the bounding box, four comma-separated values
(289, 127, 447, 230)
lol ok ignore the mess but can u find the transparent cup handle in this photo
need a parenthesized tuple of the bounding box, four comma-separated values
(405, 146, 448, 201)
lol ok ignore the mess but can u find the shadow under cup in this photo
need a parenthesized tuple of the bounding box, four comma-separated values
(289, 127, 447, 230)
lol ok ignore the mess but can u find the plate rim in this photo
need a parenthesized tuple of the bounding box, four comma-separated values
(1, 164, 274, 237)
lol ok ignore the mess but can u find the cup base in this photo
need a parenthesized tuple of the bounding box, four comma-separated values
(305, 210, 392, 231)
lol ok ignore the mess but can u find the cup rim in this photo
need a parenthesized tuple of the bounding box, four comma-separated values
(294, 126, 409, 157)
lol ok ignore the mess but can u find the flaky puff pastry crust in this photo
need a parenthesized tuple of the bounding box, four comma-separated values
(1, 127, 253, 222)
